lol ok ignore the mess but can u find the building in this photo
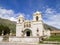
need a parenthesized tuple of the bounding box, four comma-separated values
(50, 30, 60, 36)
(9, 11, 50, 43)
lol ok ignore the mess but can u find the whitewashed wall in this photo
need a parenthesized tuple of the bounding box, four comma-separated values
(44, 30, 51, 39)
(9, 37, 39, 43)
(0, 36, 3, 41)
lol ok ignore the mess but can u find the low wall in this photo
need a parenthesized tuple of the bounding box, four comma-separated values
(0, 36, 3, 41)
(9, 37, 39, 43)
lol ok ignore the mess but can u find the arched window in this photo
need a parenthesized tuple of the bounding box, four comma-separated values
(37, 34, 39, 36)
(19, 19, 20, 23)
(37, 28, 39, 36)
(29, 24, 31, 27)
(36, 16, 39, 21)
(37, 28, 39, 32)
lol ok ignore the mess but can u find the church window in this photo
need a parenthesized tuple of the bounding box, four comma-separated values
(24, 23, 26, 28)
(37, 28, 39, 36)
(23, 20, 24, 22)
(19, 19, 20, 23)
(37, 34, 39, 36)
(27, 24, 28, 27)
(37, 28, 39, 32)
(29, 22, 31, 27)
(36, 16, 39, 21)
(24, 22, 31, 27)
(29, 24, 31, 27)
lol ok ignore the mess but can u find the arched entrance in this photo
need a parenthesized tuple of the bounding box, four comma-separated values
(23, 29, 32, 37)
(26, 31, 30, 36)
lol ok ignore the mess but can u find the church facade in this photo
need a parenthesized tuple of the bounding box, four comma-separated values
(9, 11, 50, 43)
(16, 11, 50, 37)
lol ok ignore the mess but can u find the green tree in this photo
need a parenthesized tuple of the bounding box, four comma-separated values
(0, 24, 10, 35)
(0, 24, 4, 35)
(3, 26, 10, 35)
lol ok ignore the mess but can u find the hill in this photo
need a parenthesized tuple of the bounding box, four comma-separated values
(0, 18, 60, 34)
(44, 23, 60, 30)
(0, 18, 16, 34)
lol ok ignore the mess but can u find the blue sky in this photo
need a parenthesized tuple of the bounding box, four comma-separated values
(0, 0, 60, 29)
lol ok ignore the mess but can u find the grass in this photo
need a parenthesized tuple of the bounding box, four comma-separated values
(45, 36, 60, 41)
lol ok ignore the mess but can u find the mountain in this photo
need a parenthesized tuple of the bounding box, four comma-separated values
(0, 18, 60, 34)
(0, 18, 16, 34)
(44, 23, 60, 30)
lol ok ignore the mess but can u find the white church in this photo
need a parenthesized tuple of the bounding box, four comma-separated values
(9, 11, 50, 43)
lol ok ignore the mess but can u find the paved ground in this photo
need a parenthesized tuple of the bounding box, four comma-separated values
(0, 42, 59, 45)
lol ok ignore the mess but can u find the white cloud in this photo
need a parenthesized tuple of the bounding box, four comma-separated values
(0, 8, 17, 21)
(0, 8, 27, 22)
(43, 8, 60, 29)
(45, 8, 56, 14)
(0, 8, 60, 29)
(9, 17, 17, 21)
(0, 8, 14, 16)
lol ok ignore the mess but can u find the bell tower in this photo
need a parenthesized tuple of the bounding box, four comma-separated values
(18, 14, 24, 23)
(16, 14, 24, 37)
(32, 11, 44, 37)
(33, 11, 42, 21)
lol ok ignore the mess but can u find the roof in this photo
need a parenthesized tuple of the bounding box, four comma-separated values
(51, 30, 60, 33)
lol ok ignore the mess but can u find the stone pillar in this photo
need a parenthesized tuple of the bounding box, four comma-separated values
(21, 30, 24, 37)
(2, 30, 4, 36)
(10, 30, 12, 36)
(10, 33, 12, 36)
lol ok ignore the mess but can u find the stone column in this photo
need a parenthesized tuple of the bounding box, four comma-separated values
(10, 30, 12, 36)
(10, 33, 12, 36)
(21, 30, 24, 37)
(2, 30, 4, 36)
